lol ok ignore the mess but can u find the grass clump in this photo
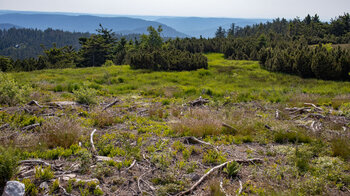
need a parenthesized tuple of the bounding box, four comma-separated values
(224, 161, 241, 179)
(331, 137, 350, 160)
(39, 118, 82, 149)
(171, 108, 222, 137)
(0, 147, 19, 193)
(0, 72, 31, 106)
(274, 130, 312, 144)
(73, 87, 98, 105)
(203, 149, 227, 165)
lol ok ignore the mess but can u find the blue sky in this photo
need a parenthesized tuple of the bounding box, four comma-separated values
(1, 0, 349, 19)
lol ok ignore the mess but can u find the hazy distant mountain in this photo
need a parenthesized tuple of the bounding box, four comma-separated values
(0, 13, 188, 37)
(0, 23, 22, 30)
(155, 17, 271, 37)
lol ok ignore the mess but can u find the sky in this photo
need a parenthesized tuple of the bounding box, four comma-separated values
(0, 0, 349, 19)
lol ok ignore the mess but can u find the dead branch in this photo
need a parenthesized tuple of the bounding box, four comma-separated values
(19, 159, 59, 170)
(275, 109, 280, 119)
(90, 129, 97, 154)
(177, 158, 262, 196)
(184, 136, 212, 146)
(188, 96, 209, 107)
(27, 100, 43, 108)
(220, 179, 229, 196)
(0, 132, 18, 141)
(123, 160, 136, 172)
(58, 179, 75, 196)
(138, 169, 155, 195)
(222, 123, 236, 132)
(302, 113, 326, 120)
(102, 98, 119, 111)
(0, 123, 9, 130)
(238, 179, 243, 195)
(285, 107, 311, 114)
(21, 123, 40, 131)
(304, 103, 323, 111)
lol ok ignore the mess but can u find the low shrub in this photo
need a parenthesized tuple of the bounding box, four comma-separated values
(0, 147, 19, 193)
(0, 72, 32, 106)
(129, 48, 208, 71)
(73, 87, 98, 105)
(274, 130, 312, 144)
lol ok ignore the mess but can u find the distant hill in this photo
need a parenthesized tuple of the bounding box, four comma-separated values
(155, 17, 271, 37)
(0, 13, 188, 38)
(0, 23, 22, 30)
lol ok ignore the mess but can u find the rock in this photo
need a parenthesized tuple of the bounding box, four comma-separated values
(39, 182, 49, 190)
(2, 181, 25, 196)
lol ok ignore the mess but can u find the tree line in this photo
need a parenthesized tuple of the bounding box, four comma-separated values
(0, 25, 208, 72)
(0, 13, 349, 79)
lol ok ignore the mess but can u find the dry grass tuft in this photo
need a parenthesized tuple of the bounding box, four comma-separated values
(39, 117, 82, 149)
(171, 108, 222, 137)
(92, 110, 117, 128)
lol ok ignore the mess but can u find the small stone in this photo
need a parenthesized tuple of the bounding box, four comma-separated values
(39, 182, 49, 190)
(2, 181, 25, 196)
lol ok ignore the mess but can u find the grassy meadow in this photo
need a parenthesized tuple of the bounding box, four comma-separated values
(1, 53, 350, 195)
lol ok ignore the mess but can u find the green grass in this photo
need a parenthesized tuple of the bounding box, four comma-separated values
(8, 53, 350, 106)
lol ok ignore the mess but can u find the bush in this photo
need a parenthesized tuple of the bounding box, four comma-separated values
(73, 87, 98, 105)
(0, 147, 19, 193)
(0, 72, 32, 106)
